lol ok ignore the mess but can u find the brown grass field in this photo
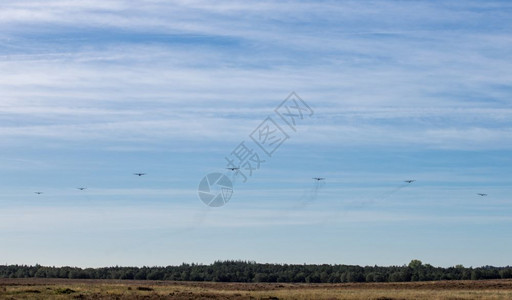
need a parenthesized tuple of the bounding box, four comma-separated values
(1, 278, 512, 299)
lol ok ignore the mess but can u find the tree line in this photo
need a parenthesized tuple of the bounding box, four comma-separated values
(1, 260, 511, 283)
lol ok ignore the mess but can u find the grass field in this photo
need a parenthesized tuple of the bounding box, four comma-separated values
(1, 278, 512, 299)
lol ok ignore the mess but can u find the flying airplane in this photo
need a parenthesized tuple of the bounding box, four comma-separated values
(134, 173, 146, 176)
(477, 193, 487, 196)
(34, 192, 43, 195)
(404, 180, 416, 183)
(313, 177, 325, 181)
(226, 167, 240, 171)
(77, 187, 87, 191)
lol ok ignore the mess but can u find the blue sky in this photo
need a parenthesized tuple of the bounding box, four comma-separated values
(0, 0, 511, 268)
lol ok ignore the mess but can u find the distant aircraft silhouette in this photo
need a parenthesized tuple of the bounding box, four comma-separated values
(477, 193, 487, 196)
(404, 180, 416, 183)
(313, 177, 325, 181)
(134, 173, 146, 176)
(34, 192, 43, 195)
(77, 187, 87, 191)
(226, 167, 239, 171)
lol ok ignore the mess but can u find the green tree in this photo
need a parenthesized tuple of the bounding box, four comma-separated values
(408, 260, 422, 269)
(471, 269, 482, 280)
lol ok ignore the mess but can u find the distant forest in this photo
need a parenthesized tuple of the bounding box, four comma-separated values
(1, 260, 511, 283)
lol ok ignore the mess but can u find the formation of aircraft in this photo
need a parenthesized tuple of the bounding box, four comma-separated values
(32, 175, 492, 201)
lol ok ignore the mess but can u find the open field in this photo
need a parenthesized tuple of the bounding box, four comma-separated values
(1, 279, 512, 299)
